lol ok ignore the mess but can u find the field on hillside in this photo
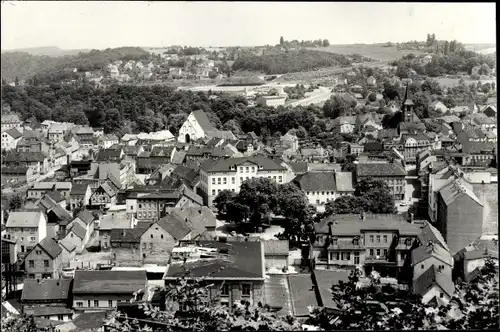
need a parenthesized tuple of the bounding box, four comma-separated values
(435, 76, 496, 88)
(308, 44, 425, 62)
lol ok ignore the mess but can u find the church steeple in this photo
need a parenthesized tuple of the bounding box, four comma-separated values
(402, 84, 414, 122)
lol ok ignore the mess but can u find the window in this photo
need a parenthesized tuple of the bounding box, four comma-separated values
(44, 260, 49, 268)
(369, 235, 374, 243)
(217, 177, 221, 184)
(71, 233, 74, 238)
(108, 300, 113, 307)
(353, 238, 359, 246)
(439, 293, 444, 298)
(316, 199, 320, 205)
(221, 284, 230, 296)
(241, 284, 251, 296)
(88, 300, 91, 307)
(212, 178, 215, 185)
(335, 252, 340, 260)
(161, 234, 164, 239)
(212, 190, 216, 195)
(150, 234, 153, 238)
(138, 204, 142, 209)
(421, 264, 424, 269)
(245, 167, 249, 173)
(369, 249, 374, 256)
(94, 300, 99, 307)
(58, 315, 64, 320)
(346, 252, 351, 260)
(383, 249, 388, 257)
(354, 252, 360, 264)
(278, 176, 282, 183)
(383, 235, 387, 243)
(28, 260, 34, 268)
(232, 177, 235, 184)
(251, 167, 255, 172)
(273, 176, 277, 181)
(321, 191, 325, 195)
(143, 243, 147, 249)
(376, 235, 381, 243)
(36, 250, 42, 255)
(76, 302, 83, 308)
(376, 249, 380, 256)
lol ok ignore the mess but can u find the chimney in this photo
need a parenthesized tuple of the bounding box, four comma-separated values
(426, 240, 434, 253)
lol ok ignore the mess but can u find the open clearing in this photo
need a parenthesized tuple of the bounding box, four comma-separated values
(308, 44, 425, 62)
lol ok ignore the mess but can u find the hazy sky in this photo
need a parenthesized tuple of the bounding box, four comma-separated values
(1, 1, 496, 50)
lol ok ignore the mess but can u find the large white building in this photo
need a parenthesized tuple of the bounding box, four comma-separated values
(178, 110, 235, 144)
(199, 156, 289, 207)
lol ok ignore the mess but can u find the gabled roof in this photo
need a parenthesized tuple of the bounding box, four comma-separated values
(200, 156, 286, 173)
(73, 270, 147, 294)
(4, 152, 47, 162)
(315, 214, 421, 236)
(335, 171, 355, 192)
(288, 274, 318, 317)
(45, 190, 65, 204)
(418, 221, 449, 252)
(286, 162, 308, 174)
(36, 237, 63, 259)
(70, 183, 90, 196)
(157, 214, 192, 240)
(110, 227, 147, 243)
(412, 265, 454, 298)
(1, 167, 29, 175)
(169, 206, 214, 236)
(6, 211, 43, 228)
(21, 278, 72, 302)
(313, 269, 349, 310)
(96, 148, 123, 162)
(75, 210, 95, 225)
(164, 241, 264, 279)
(68, 222, 87, 240)
(48, 204, 73, 223)
(263, 240, 289, 256)
(356, 162, 406, 177)
(411, 243, 453, 267)
(99, 182, 119, 197)
(3, 127, 22, 139)
(439, 178, 482, 207)
(192, 110, 216, 132)
(294, 172, 336, 192)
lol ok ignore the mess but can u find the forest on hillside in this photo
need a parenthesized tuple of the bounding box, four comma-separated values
(1, 47, 150, 83)
(232, 49, 371, 74)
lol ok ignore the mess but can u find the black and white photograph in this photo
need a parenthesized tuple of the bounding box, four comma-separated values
(0, 1, 498, 331)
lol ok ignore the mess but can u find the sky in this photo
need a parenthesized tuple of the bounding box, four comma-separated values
(1, 1, 496, 50)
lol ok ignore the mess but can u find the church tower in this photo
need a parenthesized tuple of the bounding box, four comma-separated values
(401, 84, 414, 123)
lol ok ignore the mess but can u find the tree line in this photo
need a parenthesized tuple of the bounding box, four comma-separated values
(232, 49, 360, 75)
(1, 47, 150, 84)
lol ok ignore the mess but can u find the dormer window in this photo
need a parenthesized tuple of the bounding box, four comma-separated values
(405, 238, 412, 246)
(258, 165, 263, 170)
(353, 237, 359, 246)
(230, 165, 235, 171)
(333, 237, 338, 246)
